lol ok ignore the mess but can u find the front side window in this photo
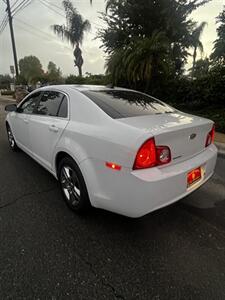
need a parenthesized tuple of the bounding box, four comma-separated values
(35, 91, 65, 117)
(19, 92, 41, 114)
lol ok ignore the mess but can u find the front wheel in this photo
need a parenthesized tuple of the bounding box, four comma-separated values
(58, 157, 91, 213)
(6, 124, 19, 151)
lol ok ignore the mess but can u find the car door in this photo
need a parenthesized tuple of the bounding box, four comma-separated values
(11, 92, 41, 153)
(29, 90, 69, 171)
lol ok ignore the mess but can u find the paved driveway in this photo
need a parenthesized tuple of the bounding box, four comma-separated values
(0, 99, 225, 299)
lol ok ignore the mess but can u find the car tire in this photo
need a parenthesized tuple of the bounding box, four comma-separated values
(58, 157, 91, 213)
(6, 124, 19, 152)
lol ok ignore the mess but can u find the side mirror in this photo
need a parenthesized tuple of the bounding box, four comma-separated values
(5, 104, 17, 112)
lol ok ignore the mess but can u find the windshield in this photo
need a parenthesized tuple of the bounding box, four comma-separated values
(82, 90, 175, 119)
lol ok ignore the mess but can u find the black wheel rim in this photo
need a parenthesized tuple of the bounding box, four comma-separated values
(7, 128, 15, 148)
(60, 166, 81, 207)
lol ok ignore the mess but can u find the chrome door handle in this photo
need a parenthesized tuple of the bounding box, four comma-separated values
(23, 119, 28, 124)
(49, 125, 59, 133)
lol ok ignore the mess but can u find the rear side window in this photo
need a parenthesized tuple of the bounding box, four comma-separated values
(58, 96, 68, 118)
(35, 91, 64, 117)
(82, 90, 174, 119)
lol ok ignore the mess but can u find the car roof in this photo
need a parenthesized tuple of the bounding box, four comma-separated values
(36, 84, 132, 93)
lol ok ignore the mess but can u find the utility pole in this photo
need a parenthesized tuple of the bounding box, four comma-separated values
(5, 0, 19, 77)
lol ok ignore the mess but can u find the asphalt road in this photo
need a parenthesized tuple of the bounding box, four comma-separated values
(0, 99, 225, 300)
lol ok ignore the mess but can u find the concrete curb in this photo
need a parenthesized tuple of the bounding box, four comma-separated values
(0, 96, 16, 102)
(215, 142, 225, 157)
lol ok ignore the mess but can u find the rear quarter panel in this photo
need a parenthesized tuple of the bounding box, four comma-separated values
(53, 119, 145, 173)
(53, 88, 146, 174)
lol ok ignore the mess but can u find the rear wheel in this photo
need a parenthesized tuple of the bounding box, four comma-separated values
(58, 157, 91, 213)
(6, 124, 19, 151)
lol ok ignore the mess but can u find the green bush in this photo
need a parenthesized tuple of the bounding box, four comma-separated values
(173, 104, 225, 133)
(126, 64, 225, 133)
(65, 75, 86, 85)
(1, 90, 14, 96)
(155, 66, 225, 108)
(65, 74, 110, 86)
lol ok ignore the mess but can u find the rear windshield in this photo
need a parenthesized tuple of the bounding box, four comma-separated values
(82, 90, 174, 119)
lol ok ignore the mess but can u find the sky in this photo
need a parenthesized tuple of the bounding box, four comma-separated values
(0, 0, 224, 76)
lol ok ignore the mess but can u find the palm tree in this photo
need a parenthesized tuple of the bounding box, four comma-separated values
(190, 22, 207, 78)
(52, 0, 91, 76)
(211, 8, 225, 63)
(106, 31, 169, 90)
(190, 57, 210, 78)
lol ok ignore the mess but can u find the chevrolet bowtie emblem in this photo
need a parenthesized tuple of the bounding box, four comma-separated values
(189, 133, 197, 140)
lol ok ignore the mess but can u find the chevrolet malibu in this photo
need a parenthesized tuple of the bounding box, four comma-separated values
(5, 85, 217, 217)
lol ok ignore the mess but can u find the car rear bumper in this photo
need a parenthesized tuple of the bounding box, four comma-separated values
(80, 144, 217, 218)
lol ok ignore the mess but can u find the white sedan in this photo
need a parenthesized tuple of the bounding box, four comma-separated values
(5, 85, 217, 218)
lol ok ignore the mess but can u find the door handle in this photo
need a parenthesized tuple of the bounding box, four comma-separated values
(23, 119, 29, 124)
(49, 125, 59, 133)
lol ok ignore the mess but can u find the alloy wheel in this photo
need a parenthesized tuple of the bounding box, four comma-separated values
(7, 128, 15, 148)
(60, 166, 81, 207)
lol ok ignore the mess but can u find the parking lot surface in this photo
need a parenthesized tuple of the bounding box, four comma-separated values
(0, 99, 225, 299)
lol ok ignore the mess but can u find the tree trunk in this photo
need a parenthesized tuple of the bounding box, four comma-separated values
(78, 65, 82, 77)
(74, 44, 84, 77)
(192, 47, 197, 78)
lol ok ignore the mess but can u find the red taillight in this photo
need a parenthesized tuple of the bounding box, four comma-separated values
(133, 138, 171, 170)
(205, 124, 215, 147)
(133, 138, 157, 169)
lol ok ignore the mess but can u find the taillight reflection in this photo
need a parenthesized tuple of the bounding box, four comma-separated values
(205, 124, 215, 147)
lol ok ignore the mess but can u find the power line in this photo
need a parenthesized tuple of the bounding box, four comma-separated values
(38, 0, 102, 32)
(15, 17, 57, 41)
(38, 0, 65, 18)
(15, 22, 74, 54)
(0, 0, 34, 35)
(11, 0, 21, 9)
(11, 0, 30, 15)
(15, 22, 53, 41)
(0, 0, 31, 34)
(41, 0, 104, 29)
(0, 15, 8, 34)
(14, 17, 72, 52)
(15, 17, 97, 56)
(38, 0, 103, 29)
(42, 0, 64, 12)
(14, 0, 33, 16)
(12, 0, 34, 17)
(0, 15, 7, 28)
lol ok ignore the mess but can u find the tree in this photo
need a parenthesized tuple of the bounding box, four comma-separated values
(46, 61, 63, 83)
(0, 74, 12, 89)
(106, 31, 170, 90)
(211, 6, 225, 63)
(52, 0, 91, 77)
(190, 58, 210, 78)
(190, 21, 207, 78)
(99, 0, 210, 77)
(19, 56, 44, 84)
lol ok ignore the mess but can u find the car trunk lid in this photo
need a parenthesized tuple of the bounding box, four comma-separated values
(118, 112, 214, 164)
